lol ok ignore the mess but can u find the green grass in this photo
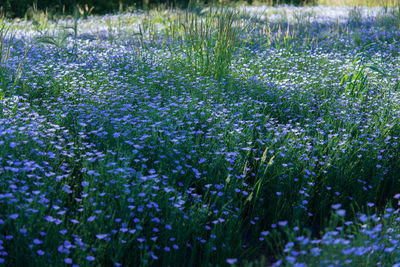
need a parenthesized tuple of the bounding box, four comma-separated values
(0, 3, 400, 267)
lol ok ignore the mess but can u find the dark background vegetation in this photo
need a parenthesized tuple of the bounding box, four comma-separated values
(0, 0, 315, 18)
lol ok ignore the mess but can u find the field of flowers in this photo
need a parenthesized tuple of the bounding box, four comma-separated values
(1, 4, 400, 266)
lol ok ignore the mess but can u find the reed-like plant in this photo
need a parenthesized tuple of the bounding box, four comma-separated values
(0, 25, 13, 65)
(76, 4, 94, 19)
(340, 59, 370, 98)
(34, 19, 79, 61)
(158, 8, 240, 80)
(0, 24, 11, 102)
(341, 51, 390, 99)
(0, 24, 32, 101)
(25, 3, 52, 31)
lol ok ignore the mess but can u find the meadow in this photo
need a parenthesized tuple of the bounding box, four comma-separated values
(0, 3, 400, 266)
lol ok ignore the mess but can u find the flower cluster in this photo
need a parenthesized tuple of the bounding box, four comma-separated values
(0, 4, 399, 266)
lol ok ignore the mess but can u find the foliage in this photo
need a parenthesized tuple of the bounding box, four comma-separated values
(1, 0, 318, 18)
(0, 4, 400, 267)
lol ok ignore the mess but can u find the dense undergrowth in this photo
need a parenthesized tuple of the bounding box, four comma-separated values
(0, 4, 400, 266)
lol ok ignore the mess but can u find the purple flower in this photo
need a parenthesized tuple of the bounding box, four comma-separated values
(9, 214, 18, 219)
(59, 229, 68, 235)
(70, 219, 79, 224)
(278, 221, 288, 227)
(87, 216, 96, 222)
(33, 239, 43, 245)
(336, 209, 346, 216)
(226, 258, 238, 265)
(96, 234, 108, 240)
(261, 231, 269, 236)
(86, 255, 95, 261)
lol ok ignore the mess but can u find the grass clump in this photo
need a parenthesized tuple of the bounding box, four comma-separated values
(143, 7, 240, 80)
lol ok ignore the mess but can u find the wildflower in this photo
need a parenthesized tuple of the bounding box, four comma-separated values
(37, 250, 45, 256)
(86, 255, 95, 261)
(336, 209, 346, 216)
(9, 214, 18, 219)
(226, 258, 238, 264)
(278, 221, 288, 227)
(261, 231, 269, 236)
(33, 239, 43, 245)
(96, 234, 108, 240)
